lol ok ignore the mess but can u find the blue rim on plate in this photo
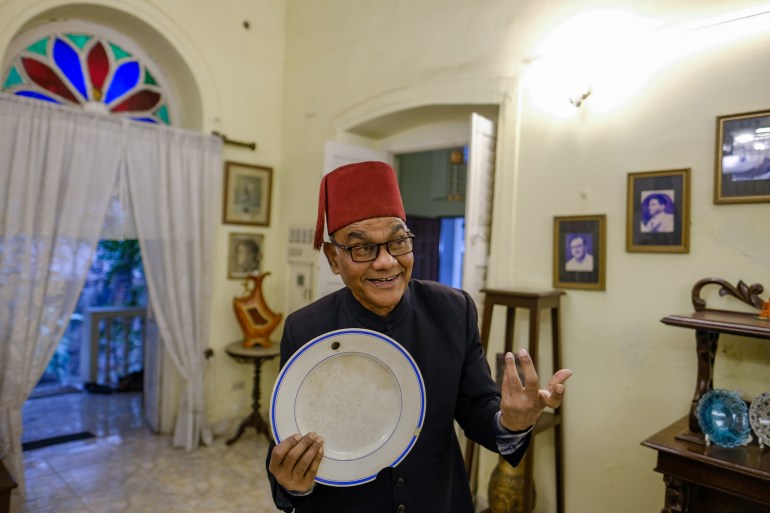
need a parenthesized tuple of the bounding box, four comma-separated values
(269, 328, 426, 487)
(749, 390, 770, 448)
(695, 389, 751, 448)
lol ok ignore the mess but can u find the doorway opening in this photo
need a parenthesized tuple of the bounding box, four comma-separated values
(397, 146, 468, 288)
(24, 240, 147, 445)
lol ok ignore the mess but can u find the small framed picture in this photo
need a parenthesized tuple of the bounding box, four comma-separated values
(626, 169, 690, 253)
(715, 110, 770, 204)
(228, 232, 264, 279)
(223, 161, 273, 226)
(553, 215, 606, 291)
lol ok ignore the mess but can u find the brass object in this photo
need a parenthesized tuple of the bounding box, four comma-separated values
(233, 272, 282, 347)
(488, 455, 531, 513)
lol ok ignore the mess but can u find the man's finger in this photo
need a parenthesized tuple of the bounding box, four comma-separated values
(502, 352, 522, 396)
(305, 444, 324, 479)
(270, 433, 303, 467)
(294, 433, 324, 476)
(516, 349, 540, 395)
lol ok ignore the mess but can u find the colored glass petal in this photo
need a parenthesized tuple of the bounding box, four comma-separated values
(16, 90, 62, 104)
(53, 38, 88, 100)
(87, 42, 109, 98)
(110, 89, 161, 113)
(104, 61, 140, 104)
(155, 104, 170, 124)
(65, 34, 91, 50)
(109, 42, 132, 61)
(3, 66, 23, 89)
(144, 69, 157, 86)
(21, 57, 79, 103)
(130, 117, 159, 124)
(26, 38, 48, 57)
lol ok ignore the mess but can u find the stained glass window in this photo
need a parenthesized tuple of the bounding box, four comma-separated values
(2, 27, 171, 125)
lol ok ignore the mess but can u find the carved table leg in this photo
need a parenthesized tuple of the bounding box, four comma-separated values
(226, 358, 270, 445)
(662, 475, 690, 513)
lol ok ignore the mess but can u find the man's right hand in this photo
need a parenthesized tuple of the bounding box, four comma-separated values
(268, 432, 324, 494)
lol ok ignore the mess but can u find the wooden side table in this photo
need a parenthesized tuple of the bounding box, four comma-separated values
(465, 288, 565, 513)
(224, 341, 281, 445)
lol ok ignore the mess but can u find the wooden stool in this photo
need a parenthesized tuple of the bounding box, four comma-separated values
(465, 288, 565, 513)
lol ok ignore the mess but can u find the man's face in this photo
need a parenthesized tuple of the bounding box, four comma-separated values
(323, 217, 413, 317)
(647, 198, 664, 216)
(569, 237, 585, 260)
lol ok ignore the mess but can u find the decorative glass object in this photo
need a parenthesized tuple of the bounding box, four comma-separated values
(749, 391, 770, 449)
(2, 26, 171, 124)
(695, 389, 752, 448)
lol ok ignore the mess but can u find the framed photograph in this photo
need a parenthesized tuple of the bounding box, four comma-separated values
(228, 232, 264, 279)
(626, 169, 690, 253)
(715, 110, 770, 204)
(553, 215, 606, 291)
(223, 161, 273, 226)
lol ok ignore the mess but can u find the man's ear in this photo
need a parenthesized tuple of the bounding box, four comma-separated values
(322, 242, 340, 275)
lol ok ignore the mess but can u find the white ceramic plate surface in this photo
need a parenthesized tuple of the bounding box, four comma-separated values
(269, 328, 426, 487)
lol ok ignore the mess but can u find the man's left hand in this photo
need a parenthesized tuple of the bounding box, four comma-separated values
(499, 349, 573, 432)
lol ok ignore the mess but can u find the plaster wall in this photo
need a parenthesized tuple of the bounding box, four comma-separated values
(2, 0, 769, 511)
(0, 0, 288, 430)
(280, 1, 770, 512)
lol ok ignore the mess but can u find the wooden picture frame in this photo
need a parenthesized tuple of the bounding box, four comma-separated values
(626, 169, 690, 253)
(553, 214, 606, 291)
(715, 110, 770, 204)
(228, 232, 264, 279)
(223, 161, 273, 226)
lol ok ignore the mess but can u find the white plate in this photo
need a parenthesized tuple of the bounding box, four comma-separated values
(749, 390, 770, 448)
(269, 328, 426, 487)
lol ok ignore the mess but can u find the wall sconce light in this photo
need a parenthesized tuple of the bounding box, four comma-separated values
(569, 89, 593, 108)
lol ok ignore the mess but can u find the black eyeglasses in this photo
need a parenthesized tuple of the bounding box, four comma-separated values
(330, 235, 416, 262)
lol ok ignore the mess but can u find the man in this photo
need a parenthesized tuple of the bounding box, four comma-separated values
(267, 161, 572, 513)
(640, 193, 674, 233)
(565, 234, 593, 272)
(233, 237, 260, 274)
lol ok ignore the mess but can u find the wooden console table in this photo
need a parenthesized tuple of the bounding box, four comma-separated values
(224, 341, 281, 445)
(643, 278, 770, 512)
(465, 288, 565, 513)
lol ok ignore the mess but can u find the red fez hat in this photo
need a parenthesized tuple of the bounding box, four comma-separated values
(313, 161, 406, 250)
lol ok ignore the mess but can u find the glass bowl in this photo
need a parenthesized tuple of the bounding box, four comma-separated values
(695, 389, 751, 448)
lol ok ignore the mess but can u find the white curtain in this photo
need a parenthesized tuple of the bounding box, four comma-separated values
(124, 121, 220, 450)
(0, 94, 123, 493)
(0, 93, 222, 493)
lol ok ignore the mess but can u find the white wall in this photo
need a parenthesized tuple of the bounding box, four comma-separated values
(3, 0, 769, 511)
(279, 1, 770, 512)
(0, 0, 287, 431)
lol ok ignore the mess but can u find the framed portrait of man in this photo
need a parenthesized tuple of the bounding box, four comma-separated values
(223, 161, 273, 226)
(626, 169, 690, 253)
(228, 232, 264, 279)
(553, 214, 606, 291)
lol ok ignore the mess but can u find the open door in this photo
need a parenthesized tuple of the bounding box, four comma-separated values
(462, 113, 496, 310)
(314, 141, 389, 300)
(461, 113, 497, 498)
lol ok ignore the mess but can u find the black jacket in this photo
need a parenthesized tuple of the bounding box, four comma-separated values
(267, 280, 529, 513)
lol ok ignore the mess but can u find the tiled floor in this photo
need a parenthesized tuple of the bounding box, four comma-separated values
(13, 391, 278, 513)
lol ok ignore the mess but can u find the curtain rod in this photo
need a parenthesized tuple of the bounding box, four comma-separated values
(211, 131, 257, 151)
